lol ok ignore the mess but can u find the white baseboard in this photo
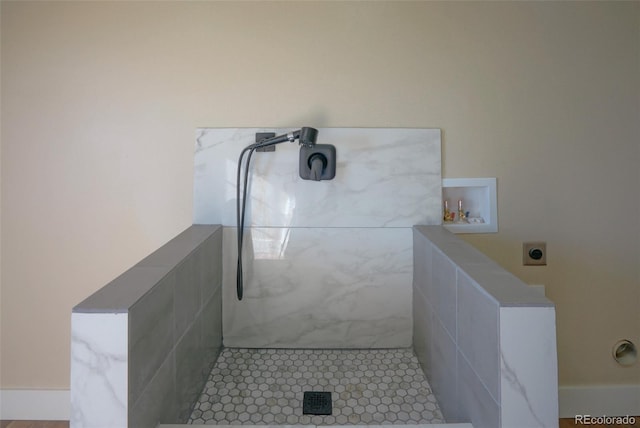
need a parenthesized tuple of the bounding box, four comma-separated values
(559, 384, 640, 417)
(0, 389, 70, 420)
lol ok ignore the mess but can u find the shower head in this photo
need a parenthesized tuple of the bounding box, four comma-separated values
(298, 127, 318, 148)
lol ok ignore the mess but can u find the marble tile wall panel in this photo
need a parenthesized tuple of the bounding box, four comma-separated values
(174, 255, 200, 346)
(412, 230, 434, 381)
(461, 262, 552, 307)
(431, 247, 457, 339)
(195, 129, 441, 350)
(500, 307, 559, 427)
(412, 227, 432, 300)
(199, 228, 223, 305)
(129, 353, 177, 428)
(128, 271, 175, 406)
(457, 351, 500, 428)
(193, 128, 442, 227)
(138, 226, 218, 272)
(457, 270, 500, 402)
(130, 234, 223, 426)
(414, 226, 552, 307)
(222, 227, 413, 348)
(130, 227, 223, 426)
(198, 230, 223, 371)
(413, 226, 558, 428)
(201, 286, 223, 373)
(430, 315, 460, 422)
(412, 286, 434, 383)
(176, 312, 206, 422)
(71, 225, 223, 428)
(70, 312, 128, 428)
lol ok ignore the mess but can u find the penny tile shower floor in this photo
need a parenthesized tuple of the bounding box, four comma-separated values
(188, 348, 444, 425)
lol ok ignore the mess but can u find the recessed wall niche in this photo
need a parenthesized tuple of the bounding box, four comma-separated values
(442, 177, 497, 233)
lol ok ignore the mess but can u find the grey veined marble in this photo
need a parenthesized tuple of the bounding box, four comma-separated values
(71, 312, 128, 428)
(222, 227, 413, 348)
(194, 127, 442, 349)
(193, 128, 442, 227)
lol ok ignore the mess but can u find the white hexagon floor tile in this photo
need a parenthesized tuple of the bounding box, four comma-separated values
(188, 348, 444, 425)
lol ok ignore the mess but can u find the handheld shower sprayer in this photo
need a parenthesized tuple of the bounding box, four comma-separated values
(236, 127, 319, 301)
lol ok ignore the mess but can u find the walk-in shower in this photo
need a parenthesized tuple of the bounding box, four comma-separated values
(71, 127, 558, 428)
(189, 127, 447, 424)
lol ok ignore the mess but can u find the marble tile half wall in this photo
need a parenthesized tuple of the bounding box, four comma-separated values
(193, 128, 442, 348)
(413, 225, 559, 428)
(71, 225, 223, 428)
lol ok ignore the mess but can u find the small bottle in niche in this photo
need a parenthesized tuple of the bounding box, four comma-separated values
(443, 200, 451, 222)
(456, 199, 468, 223)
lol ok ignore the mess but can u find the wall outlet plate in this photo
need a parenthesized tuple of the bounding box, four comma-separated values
(523, 242, 546, 266)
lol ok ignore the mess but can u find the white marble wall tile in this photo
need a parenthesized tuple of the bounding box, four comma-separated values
(194, 128, 442, 227)
(71, 312, 128, 428)
(500, 307, 559, 428)
(222, 227, 413, 348)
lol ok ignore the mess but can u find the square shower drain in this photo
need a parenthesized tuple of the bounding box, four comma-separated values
(302, 391, 332, 415)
